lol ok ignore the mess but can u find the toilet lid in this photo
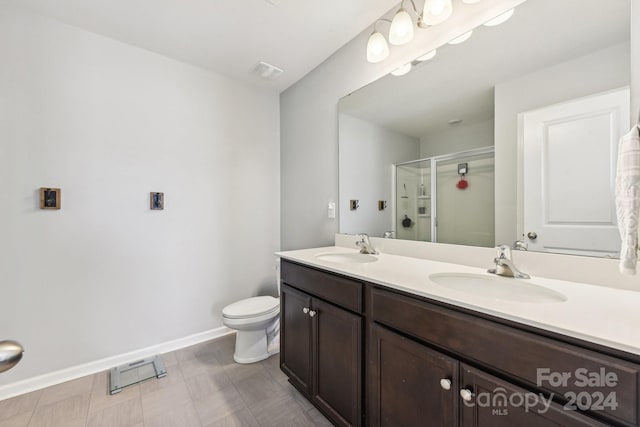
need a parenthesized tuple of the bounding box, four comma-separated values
(222, 296, 279, 319)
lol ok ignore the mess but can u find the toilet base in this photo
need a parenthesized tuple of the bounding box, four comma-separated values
(233, 329, 279, 364)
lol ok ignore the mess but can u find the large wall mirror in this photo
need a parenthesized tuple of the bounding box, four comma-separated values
(338, 0, 630, 258)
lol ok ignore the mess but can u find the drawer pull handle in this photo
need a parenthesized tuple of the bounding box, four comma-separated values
(309, 310, 317, 317)
(439, 378, 452, 391)
(302, 307, 310, 314)
(460, 389, 473, 402)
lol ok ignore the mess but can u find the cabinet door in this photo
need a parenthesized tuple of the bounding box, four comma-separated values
(280, 284, 312, 396)
(368, 323, 458, 427)
(460, 364, 607, 427)
(312, 298, 362, 427)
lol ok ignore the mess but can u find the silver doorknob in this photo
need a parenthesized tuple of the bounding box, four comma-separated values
(302, 307, 310, 314)
(439, 378, 452, 391)
(527, 231, 538, 240)
(308, 310, 316, 317)
(460, 388, 473, 402)
(0, 340, 24, 373)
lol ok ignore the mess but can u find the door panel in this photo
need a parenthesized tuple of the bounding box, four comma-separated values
(280, 284, 312, 395)
(312, 298, 362, 427)
(368, 323, 458, 427)
(520, 87, 629, 256)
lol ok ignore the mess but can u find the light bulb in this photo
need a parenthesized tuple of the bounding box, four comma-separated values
(391, 63, 412, 77)
(448, 30, 473, 45)
(422, 0, 453, 26)
(389, 8, 414, 45)
(483, 9, 514, 27)
(366, 31, 389, 63)
(416, 49, 437, 62)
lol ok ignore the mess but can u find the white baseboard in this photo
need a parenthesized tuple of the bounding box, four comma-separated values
(0, 326, 234, 401)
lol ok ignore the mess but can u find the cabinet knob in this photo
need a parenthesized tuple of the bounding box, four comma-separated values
(308, 310, 317, 317)
(439, 378, 452, 391)
(302, 307, 310, 314)
(460, 388, 473, 402)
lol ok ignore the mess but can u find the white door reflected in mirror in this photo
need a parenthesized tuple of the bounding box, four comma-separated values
(519, 88, 629, 257)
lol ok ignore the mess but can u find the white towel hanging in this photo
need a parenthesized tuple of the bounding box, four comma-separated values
(615, 122, 640, 275)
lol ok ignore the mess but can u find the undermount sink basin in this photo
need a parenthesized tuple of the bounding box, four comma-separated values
(315, 252, 378, 264)
(429, 273, 567, 304)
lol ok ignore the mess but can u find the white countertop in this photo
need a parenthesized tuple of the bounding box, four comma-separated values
(276, 246, 640, 357)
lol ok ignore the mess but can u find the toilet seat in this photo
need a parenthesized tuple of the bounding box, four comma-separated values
(222, 296, 279, 319)
(222, 294, 280, 364)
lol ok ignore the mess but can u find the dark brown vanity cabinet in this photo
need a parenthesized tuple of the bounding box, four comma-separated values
(368, 322, 607, 427)
(369, 286, 640, 427)
(280, 261, 363, 427)
(279, 259, 640, 427)
(280, 283, 313, 395)
(459, 365, 607, 427)
(368, 323, 459, 426)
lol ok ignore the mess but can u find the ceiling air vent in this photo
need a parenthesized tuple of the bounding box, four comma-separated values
(250, 61, 284, 81)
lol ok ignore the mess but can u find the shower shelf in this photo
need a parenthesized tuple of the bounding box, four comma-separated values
(418, 196, 431, 199)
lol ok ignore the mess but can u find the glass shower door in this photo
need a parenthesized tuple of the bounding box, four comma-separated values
(434, 151, 495, 247)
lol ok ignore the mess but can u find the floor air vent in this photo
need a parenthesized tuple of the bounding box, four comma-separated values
(109, 355, 167, 395)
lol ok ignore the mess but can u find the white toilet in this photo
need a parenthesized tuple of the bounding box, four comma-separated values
(222, 295, 280, 363)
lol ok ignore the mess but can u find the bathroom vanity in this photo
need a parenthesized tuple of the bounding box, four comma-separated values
(277, 247, 640, 427)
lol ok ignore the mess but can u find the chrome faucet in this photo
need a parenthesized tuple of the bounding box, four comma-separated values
(488, 245, 530, 279)
(512, 240, 528, 251)
(356, 234, 379, 255)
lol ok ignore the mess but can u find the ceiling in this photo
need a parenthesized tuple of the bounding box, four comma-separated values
(3, 0, 400, 92)
(339, 0, 630, 138)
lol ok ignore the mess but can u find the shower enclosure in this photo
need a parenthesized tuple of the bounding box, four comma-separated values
(394, 147, 495, 247)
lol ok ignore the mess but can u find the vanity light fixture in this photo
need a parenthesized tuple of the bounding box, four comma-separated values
(422, 0, 453, 26)
(366, 0, 458, 63)
(366, 28, 390, 63)
(483, 8, 515, 27)
(416, 49, 437, 61)
(448, 30, 473, 45)
(391, 63, 412, 76)
(389, 6, 415, 45)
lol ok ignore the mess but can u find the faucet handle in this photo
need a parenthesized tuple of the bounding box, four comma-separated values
(512, 240, 528, 251)
(495, 244, 512, 259)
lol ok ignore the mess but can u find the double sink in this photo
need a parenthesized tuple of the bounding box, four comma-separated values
(314, 252, 566, 304)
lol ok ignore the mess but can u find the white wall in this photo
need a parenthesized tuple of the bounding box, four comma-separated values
(0, 6, 280, 386)
(494, 42, 630, 243)
(339, 114, 419, 237)
(280, 0, 526, 250)
(420, 119, 494, 158)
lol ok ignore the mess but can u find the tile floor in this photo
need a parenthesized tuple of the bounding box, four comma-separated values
(0, 334, 332, 427)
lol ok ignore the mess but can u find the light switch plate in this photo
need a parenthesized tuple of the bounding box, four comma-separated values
(327, 202, 336, 219)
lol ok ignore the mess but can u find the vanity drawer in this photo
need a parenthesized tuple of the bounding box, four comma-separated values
(371, 288, 640, 427)
(281, 260, 363, 313)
